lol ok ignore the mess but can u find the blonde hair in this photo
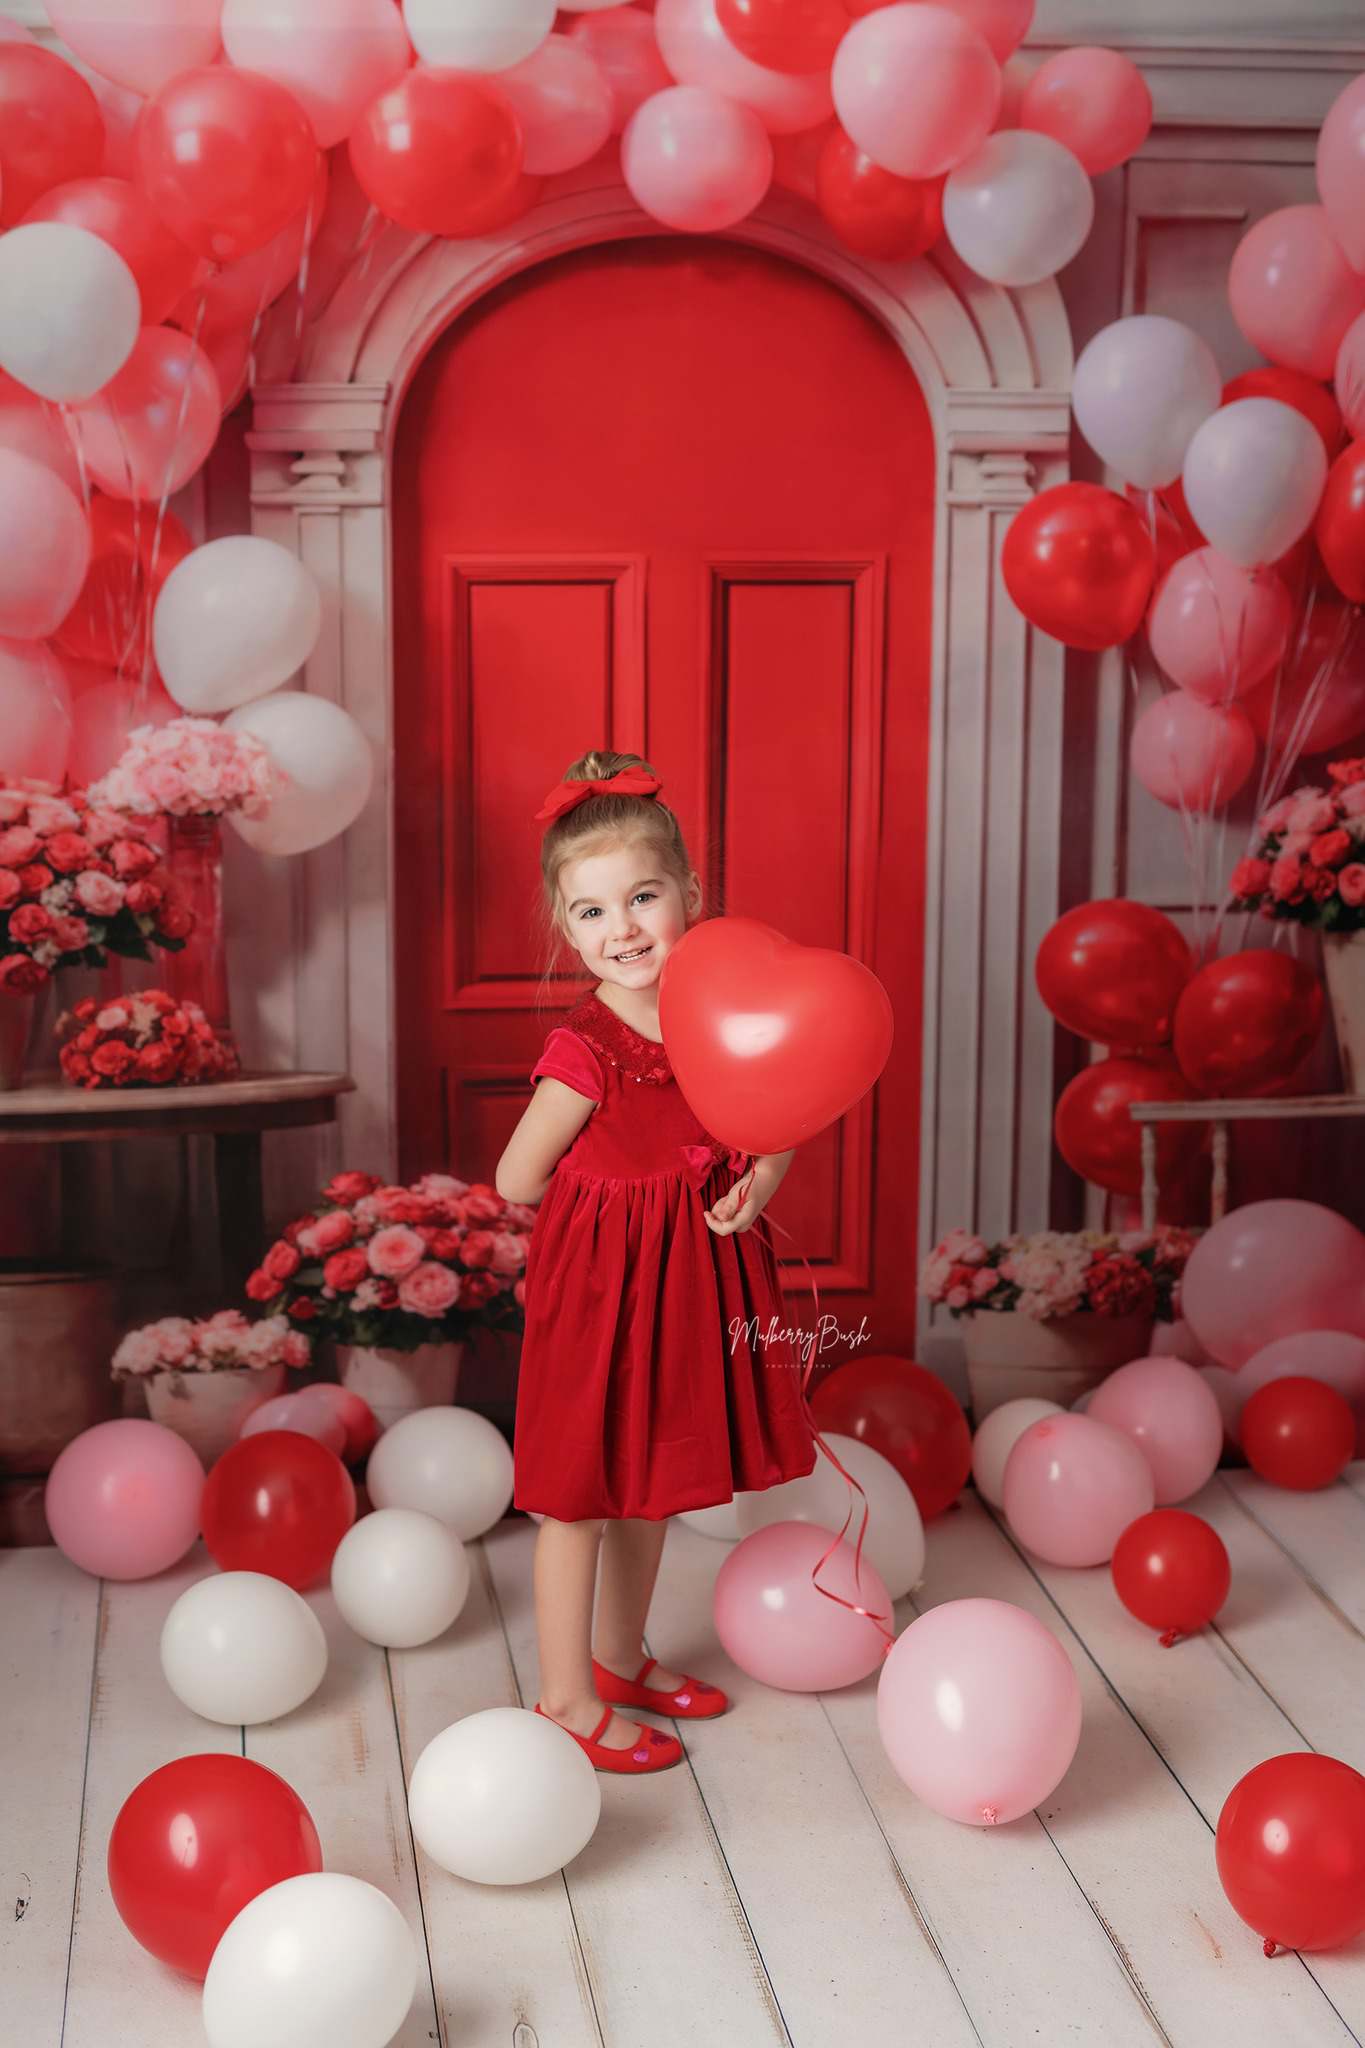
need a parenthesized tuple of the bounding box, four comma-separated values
(535, 748, 707, 1011)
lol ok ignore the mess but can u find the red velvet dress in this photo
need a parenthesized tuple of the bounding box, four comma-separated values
(512, 990, 817, 1521)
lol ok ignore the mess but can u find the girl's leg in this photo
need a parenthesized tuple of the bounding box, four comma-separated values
(533, 1516, 641, 1746)
(592, 1517, 684, 1690)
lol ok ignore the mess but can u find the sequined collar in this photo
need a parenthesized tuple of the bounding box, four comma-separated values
(567, 992, 674, 1085)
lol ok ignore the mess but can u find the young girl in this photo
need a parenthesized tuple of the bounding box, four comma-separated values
(496, 749, 817, 1775)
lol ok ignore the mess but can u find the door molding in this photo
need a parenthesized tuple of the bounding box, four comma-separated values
(240, 163, 1075, 1376)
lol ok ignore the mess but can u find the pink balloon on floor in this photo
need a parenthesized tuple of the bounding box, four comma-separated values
(1146, 550, 1292, 704)
(1002, 1413, 1156, 1566)
(44, 1418, 204, 1580)
(239, 1394, 347, 1458)
(878, 1598, 1081, 1826)
(1229, 1330, 1365, 1444)
(1086, 1357, 1224, 1505)
(0, 637, 73, 785)
(713, 1520, 891, 1691)
(1129, 689, 1256, 813)
(1181, 1201, 1365, 1370)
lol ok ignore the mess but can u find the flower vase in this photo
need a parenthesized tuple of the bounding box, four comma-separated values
(336, 1342, 464, 1433)
(143, 1362, 285, 1464)
(163, 813, 233, 1052)
(1324, 933, 1365, 1097)
(961, 1310, 1155, 1423)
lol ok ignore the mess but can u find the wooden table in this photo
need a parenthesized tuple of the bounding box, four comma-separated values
(0, 1072, 355, 1291)
(1129, 1090, 1365, 1230)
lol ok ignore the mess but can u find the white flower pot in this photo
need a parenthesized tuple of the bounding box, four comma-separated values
(336, 1342, 464, 1433)
(144, 1362, 286, 1465)
(961, 1311, 1154, 1423)
(1324, 932, 1365, 1096)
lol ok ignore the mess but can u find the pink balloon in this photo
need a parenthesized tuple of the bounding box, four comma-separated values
(930, 0, 1033, 63)
(0, 369, 83, 495)
(1198, 1365, 1245, 1443)
(0, 638, 73, 785)
(1229, 206, 1365, 383)
(0, 15, 33, 38)
(566, 6, 672, 134)
(832, 5, 1001, 179)
(1020, 45, 1152, 175)
(61, 55, 145, 182)
(713, 1520, 891, 1691)
(0, 451, 91, 639)
(1181, 1200, 1365, 1370)
(1151, 1317, 1217, 1370)
(240, 1393, 347, 1457)
(288, 1382, 379, 1462)
(67, 326, 221, 502)
(1230, 1330, 1365, 1444)
(65, 659, 179, 788)
(1087, 1357, 1224, 1505)
(221, 0, 413, 152)
(1317, 73, 1365, 274)
(44, 1417, 204, 1579)
(47, 0, 223, 97)
(877, 1598, 1081, 1826)
(498, 35, 614, 175)
(622, 85, 773, 232)
(655, 0, 833, 137)
(1147, 550, 1292, 705)
(1129, 689, 1256, 814)
(1336, 313, 1365, 443)
(1002, 1413, 1156, 1566)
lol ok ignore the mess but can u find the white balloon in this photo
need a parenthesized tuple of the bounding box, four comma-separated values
(408, 1707, 600, 1884)
(1072, 316, 1223, 491)
(160, 1571, 327, 1724)
(1182, 398, 1328, 569)
(225, 691, 373, 857)
(365, 1406, 514, 1539)
(202, 1873, 418, 2048)
(331, 1508, 471, 1648)
(0, 224, 140, 403)
(735, 1434, 925, 1600)
(971, 1399, 1064, 1509)
(678, 1499, 744, 1539)
(402, 0, 554, 71)
(943, 130, 1094, 287)
(155, 536, 323, 714)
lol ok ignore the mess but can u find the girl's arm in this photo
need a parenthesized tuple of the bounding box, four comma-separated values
(704, 1149, 795, 1236)
(495, 1078, 596, 1205)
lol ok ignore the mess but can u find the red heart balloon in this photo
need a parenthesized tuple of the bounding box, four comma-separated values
(658, 917, 893, 1155)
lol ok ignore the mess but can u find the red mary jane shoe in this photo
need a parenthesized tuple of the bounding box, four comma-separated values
(591, 1655, 729, 1719)
(534, 1702, 684, 1773)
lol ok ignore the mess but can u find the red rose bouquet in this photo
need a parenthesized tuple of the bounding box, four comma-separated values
(245, 1171, 536, 1351)
(57, 990, 239, 1089)
(1230, 757, 1365, 932)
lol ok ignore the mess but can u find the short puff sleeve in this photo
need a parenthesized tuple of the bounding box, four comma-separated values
(530, 1027, 604, 1103)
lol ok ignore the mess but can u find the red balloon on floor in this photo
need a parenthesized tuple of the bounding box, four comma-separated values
(1110, 1509, 1231, 1641)
(809, 1356, 971, 1520)
(201, 1429, 356, 1588)
(1239, 1376, 1356, 1490)
(1217, 1753, 1365, 1953)
(108, 1753, 323, 1979)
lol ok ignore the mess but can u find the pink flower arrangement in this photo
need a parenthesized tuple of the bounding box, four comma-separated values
(90, 717, 275, 821)
(0, 779, 193, 997)
(112, 1310, 310, 1380)
(244, 1170, 535, 1351)
(1231, 757, 1365, 931)
(57, 990, 238, 1088)
(919, 1226, 1197, 1322)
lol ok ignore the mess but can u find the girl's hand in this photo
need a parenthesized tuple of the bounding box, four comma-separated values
(705, 1170, 759, 1236)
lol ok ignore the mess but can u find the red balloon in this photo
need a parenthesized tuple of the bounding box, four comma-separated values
(136, 67, 321, 265)
(1240, 1376, 1356, 1491)
(1111, 1509, 1230, 1641)
(808, 1355, 971, 1520)
(1316, 437, 1365, 605)
(717, 0, 849, 73)
(1003, 483, 1156, 652)
(1053, 1055, 1203, 1197)
(108, 1753, 323, 1979)
(21, 176, 201, 325)
(1223, 367, 1343, 460)
(200, 1430, 356, 1589)
(658, 916, 893, 1155)
(1217, 1753, 1365, 1953)
(0, 44, 104, 228)
(170, 155, 329, 335)
(815, 126, 943, 260)
(1242, 593, 1365, 756)
(53, 493, 193, 669)
(349, 70, 528, 239)
(1036, 900, 1192, 1048)
(1173, 950, 1323, 1099)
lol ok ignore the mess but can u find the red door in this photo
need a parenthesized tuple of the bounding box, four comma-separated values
(394, 237, 934, 1361)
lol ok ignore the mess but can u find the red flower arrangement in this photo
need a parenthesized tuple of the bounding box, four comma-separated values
(244, 1171, 536, 1352)
(1231, 757, 1365, 931)
(57, 990, 239, 1089)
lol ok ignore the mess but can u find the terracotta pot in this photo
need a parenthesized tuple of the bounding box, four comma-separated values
(144, 1361, 286, 1464)
(0, 1266, 122, 1474)
(961, 1310, 1155, 1423)
(336, 1342, 464, 1433)
(1324, 931, 1365, 1096)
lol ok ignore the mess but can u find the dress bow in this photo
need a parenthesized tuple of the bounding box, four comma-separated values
(680, 1141, 753, 1193)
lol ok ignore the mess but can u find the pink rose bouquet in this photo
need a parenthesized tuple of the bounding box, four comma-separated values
(919, 1225, 1198, 1322)
(112, 1310, 310, 1380)
(90, 717, 275, 821)
(1230, 757, 1365, 932)
(57, 989, 238, 1088)
(244, 1170, 535, 1351)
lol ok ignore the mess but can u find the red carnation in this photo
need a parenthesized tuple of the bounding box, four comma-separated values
(461, 1229, 499, 1269)
(263, 1241, 302, 1282)
(426, 1228, 465, 1260)
(134, 1041, 180, 1083)
(1087, 1253, 1156, 1318)
(8, 903, 54, 946)
(246, 1268, 284, 1302)
(158, 899, 196, 941)
(45, 832, 96, 875)
(91, 1041, 136, 1081)
(1308, 866, 1338, 902)
(1311, 828, 1352, 869)
(1231, 856, 1271, 900)
(111, 839, 158, 880)
(16, 863, 52, 897)
(323, 1247, 370, 1292)
(459, 1270, 499, 1310)
(288, 1297, 319, 1321)
(124, 879, 164, 915)
(325, 1170, 382, 1204)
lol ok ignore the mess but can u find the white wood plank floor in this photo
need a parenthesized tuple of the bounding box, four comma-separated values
(6, 1466, 1365, 2048)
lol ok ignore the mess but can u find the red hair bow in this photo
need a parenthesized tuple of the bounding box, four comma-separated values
(534, 766, 663, 823)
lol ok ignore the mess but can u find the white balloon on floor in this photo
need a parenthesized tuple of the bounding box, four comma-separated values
(0, 223, 140, 402)
(202, 1872, 418, 2048)
(735, 1435, 925, 1600)
(971, 1399, 1064, 1509)
(331, 1507, 472, 1649)
(155, 535, 324, 713)
(679, 1498, 744, 1539)
(226, 690, 374, 856)
(407, 1707, 601, 1885)
(160, 1571, 327, 1724)
(365, 1406, 515, 1539)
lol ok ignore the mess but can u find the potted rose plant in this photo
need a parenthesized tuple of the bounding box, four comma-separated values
(245, 1171, 535, 1430)
(112, 1310, 310, 1463)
